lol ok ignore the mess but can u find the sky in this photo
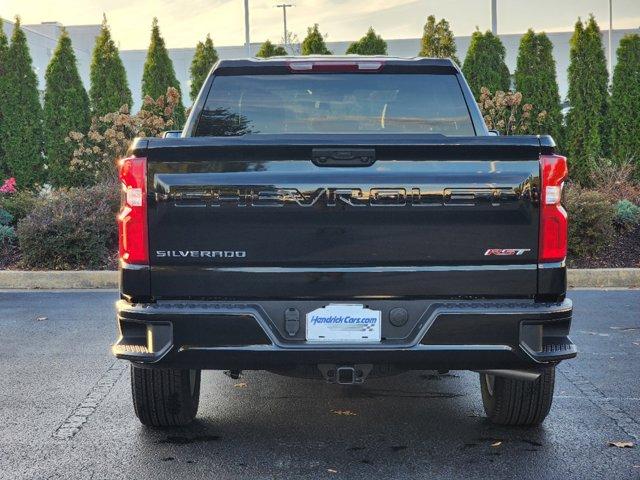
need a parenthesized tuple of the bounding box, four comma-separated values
(2, 0, 640, 50)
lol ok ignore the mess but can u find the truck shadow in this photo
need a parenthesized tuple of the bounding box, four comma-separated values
(131, 370, 554, 478)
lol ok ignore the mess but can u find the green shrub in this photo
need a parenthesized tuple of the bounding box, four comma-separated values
(142, 18, 186, 127)
(0, 224, 16, 246)
(0, 18, 45, 187)
(0, 208, 13, 225)
(610, 34, 640, 172)
(190, 34, 219, 100)
(16, 182, 119, 269)
(0, 190, 41, 223)
(43, 30, 91, 187)
(462, 30, 510, 98)
(565, 187, 615, 258)
(514, 30, 563, 140)
(90, 16, 132, 116)
(565, 16, 609, 184)
(255, 40, 287, 58)
(346, 27, 387, 55)
(301, 24, 331, 55)
(614, 199, 640, 228)
(419, 15, 460, 65)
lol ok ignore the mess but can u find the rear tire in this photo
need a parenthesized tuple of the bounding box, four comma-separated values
(130, 365, 201, 427)
(480, 367, 555, 426)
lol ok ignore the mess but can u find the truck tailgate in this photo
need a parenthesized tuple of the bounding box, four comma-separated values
(140, 135, 547, 299)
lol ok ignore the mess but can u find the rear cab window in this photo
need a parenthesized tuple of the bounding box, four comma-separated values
(195, 73, 475, 137)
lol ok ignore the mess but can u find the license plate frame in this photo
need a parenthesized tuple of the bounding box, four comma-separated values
(305, 304, 381, 343)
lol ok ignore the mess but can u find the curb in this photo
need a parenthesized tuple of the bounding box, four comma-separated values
(0, 270, 118, 289)
(0, 268, 638, 290)
(567, 268, 640, 289)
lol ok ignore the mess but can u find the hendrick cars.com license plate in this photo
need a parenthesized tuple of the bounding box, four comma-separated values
(306, 304, 381, 343)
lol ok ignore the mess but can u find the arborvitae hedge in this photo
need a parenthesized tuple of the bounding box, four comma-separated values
(514, 30, 563, 141)
(346, 27, 387, 55)
(462, 30, 510, 98)
(419, 15, 460, 65)
(142, 18, 185, 126)
(255, 40, 287, 59)
(609, 34, 640, 172)
(89, 16, 132, 116)
(301, 24, 331, 55)
(0, 18, 44, 188)
(565, 16, 609, 184)
(190, 34, 219, 101)
(0, 20, 8, 177)
(43, 30, 91, 187)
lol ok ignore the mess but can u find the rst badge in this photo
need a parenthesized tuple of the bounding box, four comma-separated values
(484, 248, 531, 256)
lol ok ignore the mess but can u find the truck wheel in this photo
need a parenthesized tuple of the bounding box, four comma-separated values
(479, 367, 555, 426)
(130, 365, 201, 427)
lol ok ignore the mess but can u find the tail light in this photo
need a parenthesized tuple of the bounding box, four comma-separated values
(539, 154, 568, 263)
(118, 156, 148, 264)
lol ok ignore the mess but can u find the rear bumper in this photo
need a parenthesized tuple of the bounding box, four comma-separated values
(113, 298, 575, 371)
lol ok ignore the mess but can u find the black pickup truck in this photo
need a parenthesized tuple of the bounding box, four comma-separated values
(113, 56, 576, 428)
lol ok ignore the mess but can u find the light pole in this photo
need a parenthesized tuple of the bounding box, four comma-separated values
(608, 0, 613, 81)
(244, 0, 251, 57)
(276, 4, 293, 47)
(490, 0, 497, 35)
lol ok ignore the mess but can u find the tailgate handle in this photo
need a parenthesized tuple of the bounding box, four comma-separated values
(312, 148, 375, 167)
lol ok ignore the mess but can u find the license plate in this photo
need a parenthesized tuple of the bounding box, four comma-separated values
(306, 304, 381, 343)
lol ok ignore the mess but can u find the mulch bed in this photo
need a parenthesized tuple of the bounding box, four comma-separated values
(0, 245, 20, 270)
(568, 224, 640, 268)
(0, 247, 118, 271)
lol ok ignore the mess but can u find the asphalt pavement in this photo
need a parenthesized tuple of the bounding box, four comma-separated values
(0, 289, 638, 479)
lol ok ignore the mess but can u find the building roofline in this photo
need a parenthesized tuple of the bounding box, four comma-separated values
(2, 18, 59, 42)
(116, 28, 639, 53)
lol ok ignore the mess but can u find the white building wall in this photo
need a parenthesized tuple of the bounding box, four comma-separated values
(3, 19, 638, 111)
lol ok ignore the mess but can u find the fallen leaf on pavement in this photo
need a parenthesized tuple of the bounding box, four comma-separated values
(491, 441, 502, 447)
(327, 469, 338, 473)
(608, 441, 634, 448)
(234, 382, 247, 388)
(331, 409, 357, 416)
(36, 316, 48, 321)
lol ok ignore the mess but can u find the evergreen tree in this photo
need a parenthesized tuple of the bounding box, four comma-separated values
(609, 34, 640, 170)
(0, 18, 44, 187)
(190, 34, 218, 101)
(43, 30, 91, 187)
(255, 39, 287, 58)
(89, 15, 132, 116)
(346, 27, 387, 55)
(301, 24, 331, 55)
(0, 19, 9, 176)
(514, 29, 562, 140)
(565, 16, 609, 183)
(419, 15, 459, 65)
(142, 18, 185, 126)
(462, 30, 511, 98)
